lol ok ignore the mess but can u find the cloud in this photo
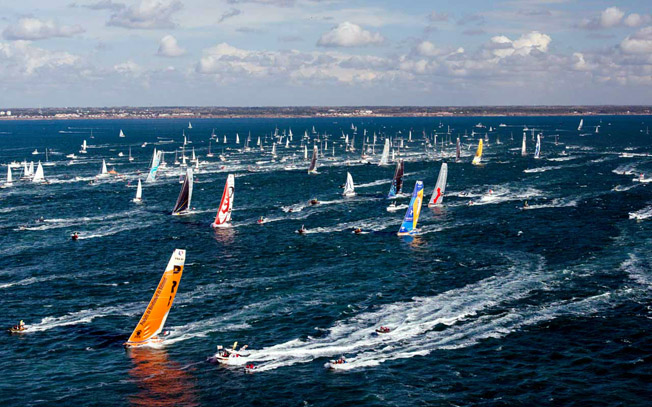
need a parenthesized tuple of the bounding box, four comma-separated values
(2, 18, 84, 40)
(488, 31, 551, 58)
(0, 40, 80, 75)
(79, 0, 125, 11)
(317, 22, 384, 47)
(415, 41, 444, 57)
(226, 0, 296, 7)
(107, 0, 182, 29)
(114, 60, 143, 76)
(218, 8, 242, 23)
(624, 13, 651, 28)
(428, 12, 449, 23)
(620, 26, 652, 54)
(156, 34, 185, 57)
(600, 7, 625, 28)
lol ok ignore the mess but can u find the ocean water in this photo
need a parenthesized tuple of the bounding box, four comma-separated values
(0, 116, 650, 406)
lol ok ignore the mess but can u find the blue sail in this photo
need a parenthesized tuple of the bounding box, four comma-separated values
(397, 181, 424, 236)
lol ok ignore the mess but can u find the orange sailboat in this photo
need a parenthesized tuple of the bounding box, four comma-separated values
(124, 249, 186, 348)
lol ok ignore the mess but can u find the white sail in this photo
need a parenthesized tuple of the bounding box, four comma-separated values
(236, 133, 240, 144)
(96, 159, 108, 178)
(223, 135, 227, 144)
(379, 138, 390, 166)
(32, 161, 45, 183)
(188, 121, 192, 129)
(272, 143, 277, 157)
(408, 130, 412, 142)
(133, 179, 143, 202)
(577, 119, 583, 131)
(145, 150, 161, 183)
(534, 134, 541, 159)
(428, 163, 447, 207)
(304, 145, 308, 160)
(119, 129, 125, 138)
(191, 147, 196, 162)
(521, 133, 527, 156)
(5, 165, 13, 186)
(28, 161, 34, 176)
(285, 138, 289, 148)
(80, 140, 87, 153)
(257, 136, 261, 146)
(343, 172, 355, 197)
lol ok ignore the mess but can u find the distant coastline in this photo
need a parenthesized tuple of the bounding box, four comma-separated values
(0, 105, 650, 121)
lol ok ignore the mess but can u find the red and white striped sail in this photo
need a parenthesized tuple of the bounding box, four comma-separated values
(212, 174, 234, 228)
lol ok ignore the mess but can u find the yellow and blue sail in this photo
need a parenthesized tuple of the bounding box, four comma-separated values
(398, 181, 424, 235)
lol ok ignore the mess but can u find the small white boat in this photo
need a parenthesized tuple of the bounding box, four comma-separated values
(133, 179, 143, 203)
(208, 343, 249, 365)
(386, 203, 408, 212)
(32, 149, 39, 155)
(325, 356, 348, 370)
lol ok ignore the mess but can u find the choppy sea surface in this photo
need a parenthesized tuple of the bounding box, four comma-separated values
(0, 116, 650, 406)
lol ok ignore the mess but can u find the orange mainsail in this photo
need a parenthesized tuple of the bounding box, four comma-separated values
(125, 249, 186, 347)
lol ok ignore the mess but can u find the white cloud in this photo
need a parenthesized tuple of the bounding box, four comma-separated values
(3, 18, 84, 40)
(317, 22, 384, 47)
(489, 31, 551, 58)
(157, 34, 185, 57)
(620, 26, 652, 54)
(600, 7, 625, 28)
(416, 41, 444, 57)
(0, 40, 79, 75)
(114, 60, 143, 75)
(108, 0, 182, 29)
(624, 13, 651, 28)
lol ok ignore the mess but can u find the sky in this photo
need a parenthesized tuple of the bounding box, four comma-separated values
(0, 0, 651, 107)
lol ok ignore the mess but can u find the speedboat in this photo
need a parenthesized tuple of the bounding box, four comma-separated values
(386, 202, 407, 212)
(309, 199, 319, 205)
(297, 225, 307, 234)
(257, 217, 266, 225)
(325, 356, 347, 370)
(375, 326, 391, 334)
(207, 344, 250, 365)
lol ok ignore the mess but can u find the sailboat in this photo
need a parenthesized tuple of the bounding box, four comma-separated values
(3, 165, 13, 187)
(128, 146, 134, 162)
(211, 174, 234, 228)
(32, 161, 45, 183)
(188, 122, 192, 129)
(428, 163, 448, 207)
(521, 133, 527, 156)
(191, 147, 197, 163)
(379, 138, 390, 166)
(146, 149, 161, 183)
(303, 145, 308, 161)
(455, 138, 461, 162)
(308, 145, 318, 174)
(133, 179, 143, 203)
(171, 168, 193, 215)
(387, 160, 404, 198)
(97, 159, 109, 178)
(577, 119, 583, 131)
(80, 140, 87, 154)
(223, 135, 227, 144)
(207, 141, 214, 158)
(471, 140, 483, 165)
(397, 181, 424, 236)
(124, 249, 186, 348)
(119, 129, 126, 138)
(43, 148, 55, 166)
(271, 143, 277, 158)
(236, 133, 240, 144)
(534, 134, 541, 159)
(343, 172, 356, 197)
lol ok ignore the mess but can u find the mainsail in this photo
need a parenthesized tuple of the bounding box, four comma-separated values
(577, 119, 583, 131)
(428, 163, 447, 207)
(124, 249, 186, 348)
(5, 165, 13, 187)
(379, 138, 390, 166)
(119, 129, 125, 138)
(134, 179, 143, 202)
(388, 160, 404, 198)
(343, 172, 355, 197)
(456, 138, 461, 162)
(308, 145, 318, 174)
(171, 168, 193, 215)
(32, 161, 45, 183)
(534, 134, 541, 159)
(472, 140, 483, 165)
(211, 174, 235, 228)
(146, 149, 161, 183)
(521, 133, 527, 156)
(397, 180, 424, 236)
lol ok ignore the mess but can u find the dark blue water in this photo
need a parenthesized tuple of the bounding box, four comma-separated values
(1, 116, 650, 406)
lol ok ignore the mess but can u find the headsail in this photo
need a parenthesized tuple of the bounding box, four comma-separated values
(428, 163, 447, 207)
(379, 138, 390, 166)
(124, 249, 186, 348)
(387, 160, 404, 198)
(211, 174, 235, 228)
(171, 168, 193, 215)
(308, 145, 318, 174)
(343, 172, 355, 197)
(534, 134, 541, 159)
(397, 181, 424, 236)
(472, 140, 483, 165)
